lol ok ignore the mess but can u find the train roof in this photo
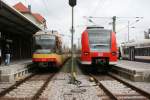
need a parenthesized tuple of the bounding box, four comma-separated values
(86, 25, 111, 32)
(87, 26, 104, 29)
(34, 30, 53, 35)
(34, 30, 62, 43)
(34, 30, 61, 37)
(121, 39, 150, 48)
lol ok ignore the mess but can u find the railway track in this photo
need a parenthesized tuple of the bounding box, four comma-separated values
(90, 73, 150, 100)
(0, 73, 55, 100)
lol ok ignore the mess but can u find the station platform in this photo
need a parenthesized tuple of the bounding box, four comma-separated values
(0, 60, 33, 83)
(111, 60, 150, 82)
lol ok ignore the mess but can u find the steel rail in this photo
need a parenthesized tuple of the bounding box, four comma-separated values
(32, 73, 55, 100)
(32, 58, 70, 99)
(108, 72, 150, 99)
(0, 73, 35, 98)
(89, 74, 118, 100)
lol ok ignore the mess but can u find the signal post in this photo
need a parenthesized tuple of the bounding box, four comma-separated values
(69, 0, 77, 83)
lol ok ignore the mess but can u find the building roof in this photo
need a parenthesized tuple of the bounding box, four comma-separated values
(13, 2, 45, 24)
(13, 2, 30, 13)
(32, 13, 45, 23)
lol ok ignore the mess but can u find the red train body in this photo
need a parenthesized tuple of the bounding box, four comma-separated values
(80, 26, 117, 66)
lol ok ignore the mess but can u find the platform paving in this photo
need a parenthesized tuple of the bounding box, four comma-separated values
(0, 60, 33, 82)
(112, 60, 150, 82)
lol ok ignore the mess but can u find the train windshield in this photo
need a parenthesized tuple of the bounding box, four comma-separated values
(34, 34, 56, 53)
(88, 29, 111, 52)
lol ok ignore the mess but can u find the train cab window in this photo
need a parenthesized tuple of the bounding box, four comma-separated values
(88, 29, 111, 52)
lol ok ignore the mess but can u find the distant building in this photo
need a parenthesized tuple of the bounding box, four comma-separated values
(13, 2, 47, 30)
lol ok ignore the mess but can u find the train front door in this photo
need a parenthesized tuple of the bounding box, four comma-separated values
(129, 46, 135, 61)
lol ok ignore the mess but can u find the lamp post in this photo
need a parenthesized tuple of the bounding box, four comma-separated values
(69, 0, 76, 83)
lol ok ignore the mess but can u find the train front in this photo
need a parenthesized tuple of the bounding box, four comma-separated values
(32, 34, 58, 67)
(81, 27, 117, 66)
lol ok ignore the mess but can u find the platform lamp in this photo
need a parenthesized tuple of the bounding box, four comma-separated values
(69, 0, 76, 84)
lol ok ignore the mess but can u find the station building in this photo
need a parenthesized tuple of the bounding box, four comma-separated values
(13, 2, 47, 30)
(0, 1, 46, 63)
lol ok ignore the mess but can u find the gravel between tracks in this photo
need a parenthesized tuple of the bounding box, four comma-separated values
(40, 72, 101, 100)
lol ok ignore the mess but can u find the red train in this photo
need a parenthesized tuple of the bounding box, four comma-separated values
(80, 26, 117, 67)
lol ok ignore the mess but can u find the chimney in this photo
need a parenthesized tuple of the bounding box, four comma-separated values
(28, 5, 31, 12)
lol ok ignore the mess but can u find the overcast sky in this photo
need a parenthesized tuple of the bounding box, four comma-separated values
(4, 0, 150, 47)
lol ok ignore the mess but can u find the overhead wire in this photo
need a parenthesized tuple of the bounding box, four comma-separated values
(88, 0, 111, 26)
(116, 19, 143, 33)
(82, 0, 107, 26)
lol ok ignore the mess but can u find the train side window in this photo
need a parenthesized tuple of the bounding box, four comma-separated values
(146, 48, 149, 56)
(135, 48, 139, 56)
(146, 48, 147, 56)
(143, 48, 148, 56)
(139, 48, 142, 56)
(138, 48, 141, 56)
(149, 48, 150, 56)
(141, 48, 144, 56)
(146, 48, 148, 56)
(138, 48, 140, 56)
(143, 48, 147, 56)
(143, 48, 145, 56)
(137, 48, 139, 56)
